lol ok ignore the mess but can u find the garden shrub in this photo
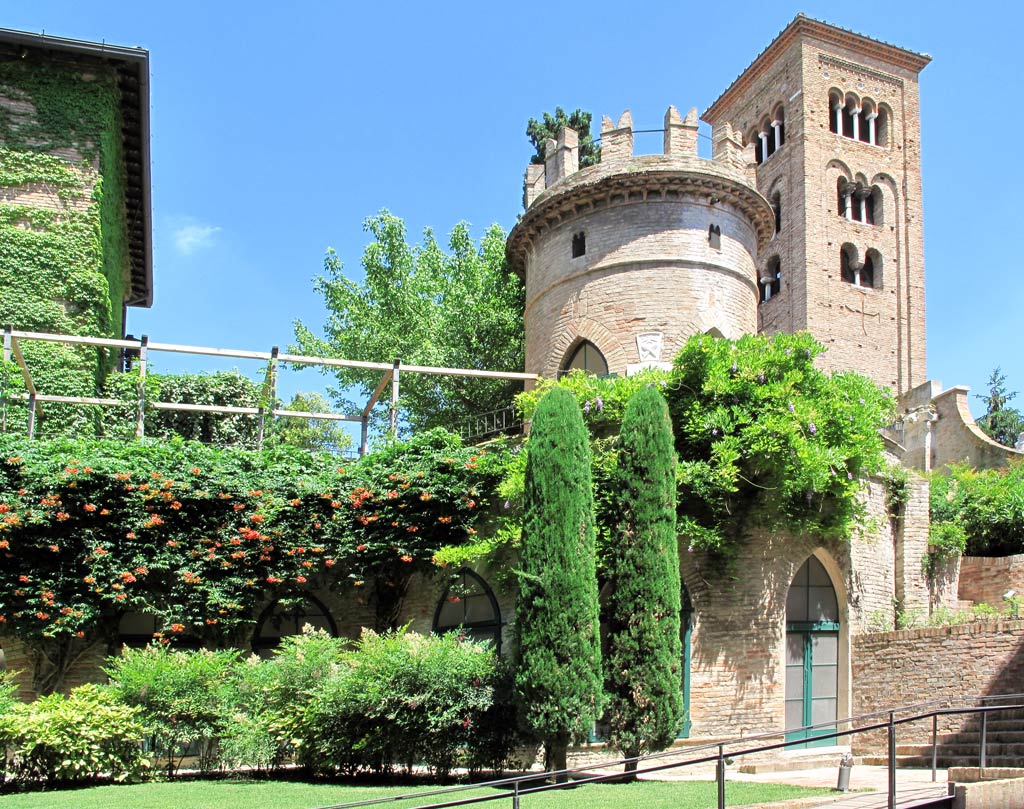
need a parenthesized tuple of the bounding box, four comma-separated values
(220, 628, 348, 772)
(929, 461, 1024, 557)
(0, 683, 148, 785)
(105, 645, 239, 776)
(293, 629, 517, 778)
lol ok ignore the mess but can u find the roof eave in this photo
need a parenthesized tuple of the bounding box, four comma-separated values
(703, 15, 931, 123)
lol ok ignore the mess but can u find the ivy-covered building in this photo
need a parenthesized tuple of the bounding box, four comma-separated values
(0, 28, 151, 429)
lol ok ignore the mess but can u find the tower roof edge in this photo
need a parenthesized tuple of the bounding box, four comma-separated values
(702, 15, 931, 124)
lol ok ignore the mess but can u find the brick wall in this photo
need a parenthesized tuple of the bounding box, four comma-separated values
(959, 555, 1024, 609)
(703, 23, 928, 396)
(852, 621, 1024, 751)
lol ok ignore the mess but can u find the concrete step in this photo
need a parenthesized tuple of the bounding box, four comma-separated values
(738, 755, 845, 773)
(860, 754, 1024, 768)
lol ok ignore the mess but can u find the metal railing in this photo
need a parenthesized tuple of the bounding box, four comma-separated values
(311, 693, 1024, 809)
(458, 405, 520, 442)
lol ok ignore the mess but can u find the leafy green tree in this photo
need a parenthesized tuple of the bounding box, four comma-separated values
(976, 368, 1024, 447)
(526, 107, 601, 167)
(270, 393, 353, 455)
(293, 211, 525, 434)
(514, 387, 602, 777)
(604, 386, 682, 774)
(930, 461, 1024, 557)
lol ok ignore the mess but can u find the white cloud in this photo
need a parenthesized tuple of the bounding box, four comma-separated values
(173, 223, 221, 255)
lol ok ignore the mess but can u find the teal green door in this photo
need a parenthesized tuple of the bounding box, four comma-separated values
(784, 557, 840, 747)
(678, 584, 692, 738)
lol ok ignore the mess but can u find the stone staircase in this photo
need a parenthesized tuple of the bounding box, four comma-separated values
(858, 708, 1024, 769)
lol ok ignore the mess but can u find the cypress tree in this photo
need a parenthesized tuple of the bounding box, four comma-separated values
(605, 385, 682, 774)
(514, 386, 602, 777)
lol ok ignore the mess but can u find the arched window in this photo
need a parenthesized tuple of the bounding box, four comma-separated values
(770, 106, 785, 154)
(838, 180, 880, 225)
(771, 192, 782, 234)
(433, 569, 501, 648)
(561, 340, 609, 377)
(861, 253, 876, 289)
(253, 595, 337, 655)
(118, 612, 202, 650)
(840, 246, 876, 289)
(830, 92, 888, 147)
(708, 224, 721, 250)
(750, 128, 763, 164)
(760, 257, 781, 303)
(785, 556, 840, 746)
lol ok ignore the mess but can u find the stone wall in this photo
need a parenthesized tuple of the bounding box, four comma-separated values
(851, 621, 1024, 751)
(959, 555, 1024, 609)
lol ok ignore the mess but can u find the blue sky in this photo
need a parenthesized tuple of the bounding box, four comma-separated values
(5, 1, 1022, 423)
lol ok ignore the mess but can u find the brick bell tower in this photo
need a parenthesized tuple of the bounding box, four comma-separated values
(703, 15, 930, 396)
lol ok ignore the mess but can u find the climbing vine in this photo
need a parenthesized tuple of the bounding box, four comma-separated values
(0, 429, 509, 693)
(0, 54, 130, 435)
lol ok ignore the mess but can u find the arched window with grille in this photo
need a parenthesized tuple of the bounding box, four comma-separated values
(433, 569, 502, 648)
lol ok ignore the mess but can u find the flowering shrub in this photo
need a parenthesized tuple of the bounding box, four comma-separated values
(0, 429, 508, 692)
(105, 645, 239, 776)
(0, 684, 149, 785)
(220, 629, 349, 772)
(293, 628, 520, 777)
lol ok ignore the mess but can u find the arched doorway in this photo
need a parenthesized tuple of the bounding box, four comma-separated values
(785, 556, 840, 746)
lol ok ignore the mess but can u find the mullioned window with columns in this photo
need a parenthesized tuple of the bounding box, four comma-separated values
(750, 104, 785, 164)
(828, 90, 888, 147)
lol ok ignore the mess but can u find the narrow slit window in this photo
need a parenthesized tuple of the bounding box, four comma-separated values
(708, 224, 721, 250)
(760, 258, 781, 304)
(572, 231, 586, 258)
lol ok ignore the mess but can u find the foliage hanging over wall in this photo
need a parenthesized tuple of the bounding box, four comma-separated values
(491, 332, 894, 565)
(929, 460, 1024, 558)
(0, 429, 508, 693)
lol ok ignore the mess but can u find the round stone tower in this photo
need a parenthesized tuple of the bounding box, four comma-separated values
(506, 107, 775, 379)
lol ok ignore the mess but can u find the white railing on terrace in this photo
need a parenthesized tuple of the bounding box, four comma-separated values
(0, 327, 538, 455)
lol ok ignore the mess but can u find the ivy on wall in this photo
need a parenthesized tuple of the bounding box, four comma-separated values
(0, 55, 130, 434)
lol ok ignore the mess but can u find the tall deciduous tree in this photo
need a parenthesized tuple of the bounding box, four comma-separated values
(605, 385, 682, 774)
(526, 107, 601, 168)
(514, 387, 602, 777)
(976, 367, 1024, 448)
(293, 211, 525, 434)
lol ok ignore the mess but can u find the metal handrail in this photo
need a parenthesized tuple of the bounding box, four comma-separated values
(311, 695, 1024, 809)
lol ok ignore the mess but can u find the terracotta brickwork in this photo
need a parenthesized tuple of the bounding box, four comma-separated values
(959, 555, 1024, 609)
(507, 113, 774, 379)
(703, 17, 929, 396)
(852, 621, 1024, 751)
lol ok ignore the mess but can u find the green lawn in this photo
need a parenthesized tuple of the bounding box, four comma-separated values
(0, 778, 835, 809)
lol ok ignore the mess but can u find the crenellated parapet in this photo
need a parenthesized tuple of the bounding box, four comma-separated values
(520, 106, 761, 211)
(507, 105, 774, 381)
